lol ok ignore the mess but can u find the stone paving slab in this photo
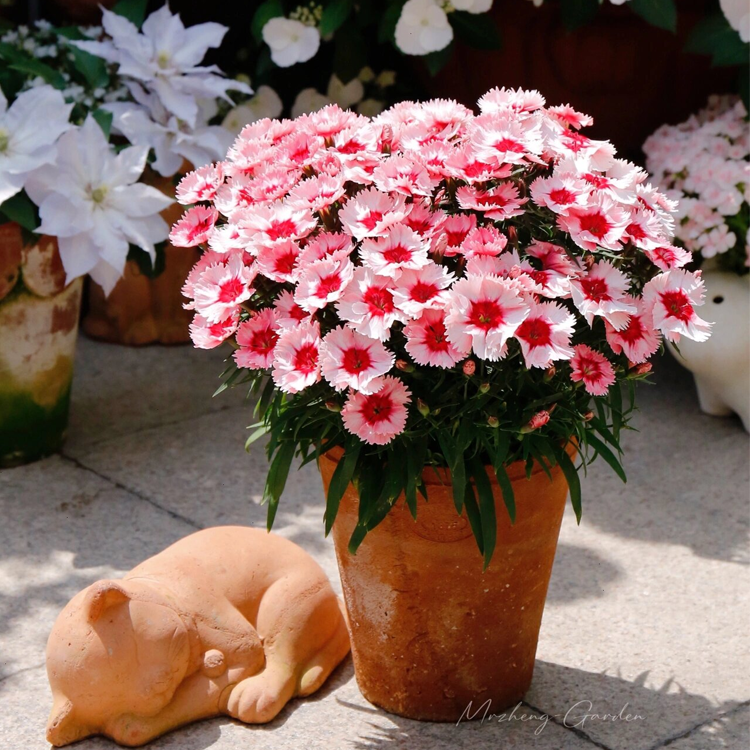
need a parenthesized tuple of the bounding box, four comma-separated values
(1, 339, 748, 750)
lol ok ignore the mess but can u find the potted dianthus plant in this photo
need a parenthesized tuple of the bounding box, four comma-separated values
(644, 95, 748, 431)
(175, 88, 710, 719)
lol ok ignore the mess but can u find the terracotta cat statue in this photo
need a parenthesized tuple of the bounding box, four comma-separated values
(45, 527, 350, 747)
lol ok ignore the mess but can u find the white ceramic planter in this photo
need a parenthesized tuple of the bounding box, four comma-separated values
(669, 269, 750, 432)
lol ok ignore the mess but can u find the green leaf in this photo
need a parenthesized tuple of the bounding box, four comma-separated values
(6, 56, 66, 89)
(586, 432, 627, 483)
(92, 108, 113, 140)
(463, 481, 484, 557)
(437, 429, 465, 514)
(450, 11, 502, 50)
(554, 444, 582, 524)
(324, 441, 361, 535)
(628, 0, 677, 33)
(378, 1, 404, 44)
(252, 0, 285, 43)
(423, 43, 453, 77)
(112, 0, 148, 27)
(405, 439, 427, 520)
(68, 45, 110, 90)
(492, 460, 516, 524)
(468, 458, 496, 569)
(560, 0, 599, 32)
(244, 423, 269, 450)
(262, 441, 296, 530)
(0, 191, 39, 233)
(320, 0, 353, 36)
(610, 383, 623, 440)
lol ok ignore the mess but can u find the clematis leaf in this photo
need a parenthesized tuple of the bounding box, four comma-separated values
(112, 0, 148, 28)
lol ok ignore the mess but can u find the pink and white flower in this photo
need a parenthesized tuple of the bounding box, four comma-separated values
(530, 173, 588, 215)
(274, 290, 311, 329)
(234, 308, 279, 369)
(359, 223, 430, 278)
(642, 270, 712, 343)
(286, 173, 346, 213)
(557, 196, 628, 251)
(404, 308, 463, 368)
(371, 154, 435, 197)
(441, 213, 477, 255)
(192, 253, 256, 323)
(570, 344, 616, 396)
(255, 239, 301, 283)
(445, 274, 529, 360)
(320, 326, 394, 393)
(645, 244, 692, 272)
(338, 187, 411, 240)
(456, 183, 528, 221)
(605, 298, 661, 363)
(570, 261, 637, 330)
(341, 375, 411, 445)
(459, 225, 508, 258)
(336, 267, 406, 340)
(176, 163, 224, 205)
(392, 262, 454, 317)
(189, 311, 239, 349)
(240, 203, 317, 250)
(295, 254, 354, 312)
(513, 301, 575, 368)
(271, 321, 321, 393)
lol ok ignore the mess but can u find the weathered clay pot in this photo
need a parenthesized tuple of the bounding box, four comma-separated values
(320, 442, 576, 721)
(81, 170, 197, 346)
(0, 223, 82, 467)
(669, 269, 750, 432)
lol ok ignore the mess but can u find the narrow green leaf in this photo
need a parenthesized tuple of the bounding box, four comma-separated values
(423, 43, 453, 77)
(0, 191, 39, 232)
(324, 442, 361, 535)
(68, 45, 110, 89)
(463, 481, 484, 557)
(92, 108, 113, 140)
(611, 383, 623, 441)
(252, 0, 285, 42)
(319, 0, 353, 36)
(112, 0, 148, 27)
(245, 424, 269, 450)
(262, 441, 296, 530)
(493, 460, 516, 524)
(628, 0, 677, 33)
(405, 439, 427, 520)
(468, 458, 496, 569)
(586, 432, 627, 483)
(8, 58, 66, 89)
(555, 444, 582, 524)
(437, 429, 465, 514)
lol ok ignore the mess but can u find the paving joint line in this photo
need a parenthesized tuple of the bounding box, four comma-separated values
(60, 453, 203, 532)
(0, 662, 46, 685)
(647, 699, 750, 750)
(521, 700, 614, 750)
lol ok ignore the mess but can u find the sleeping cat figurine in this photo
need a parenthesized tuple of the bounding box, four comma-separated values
(46, 526, 350, 747)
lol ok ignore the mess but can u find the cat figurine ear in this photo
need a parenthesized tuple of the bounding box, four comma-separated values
(84, 581, 130, 623)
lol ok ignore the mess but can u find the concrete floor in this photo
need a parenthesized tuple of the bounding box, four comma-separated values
(1, 336, 748, 750)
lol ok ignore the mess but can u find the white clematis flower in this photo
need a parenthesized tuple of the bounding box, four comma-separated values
(262, 17, 321, 68)
(222, 86, 284, 133)
(395, 0, 454, 56)
(0, 85, 72, 203)
(452, 0, 493, 12)
(720, 0, 750, 42)
(73, 6, 251, 128)
(24, 117, 173, 296)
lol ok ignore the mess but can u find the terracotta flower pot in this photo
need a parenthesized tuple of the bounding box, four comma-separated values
(0, 223, 82, 467)
(81, 170, 197, 346)
(319, 442, 576, 721)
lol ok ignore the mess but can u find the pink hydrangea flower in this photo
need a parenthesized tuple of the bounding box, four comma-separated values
(404, 308, 463, 368)
(513, 301, 575, 369)
(320, 326, 394, 393)
(234, 308, 279, 369)
(341, 375, 411, 445)
(570, 344, 616, 396)
(272, 321, 321, 393)
(445, 274, 529, 361)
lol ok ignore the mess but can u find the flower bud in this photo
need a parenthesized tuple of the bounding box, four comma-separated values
(325, 400, 342, 412)
(462, 359, 476, 376)
(396, 359, 414, 373)
(507, 225, 518, 244)
(520, 410, 550, 433)
(582, 410, 594, 422)
(629, 362, 652, 376)
(544, 365, 556, 381)
(417, 398, 430, 416)
(487, 416, 499, 428)
(478, 382, 490, 394)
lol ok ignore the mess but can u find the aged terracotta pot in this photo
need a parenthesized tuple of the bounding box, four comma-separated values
(81, 170, 197, 346)
(320, 442, 576, 721)
(0, 223, 82, 467)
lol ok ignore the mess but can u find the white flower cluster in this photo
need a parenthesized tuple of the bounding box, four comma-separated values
(644, 96, 750, 263)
